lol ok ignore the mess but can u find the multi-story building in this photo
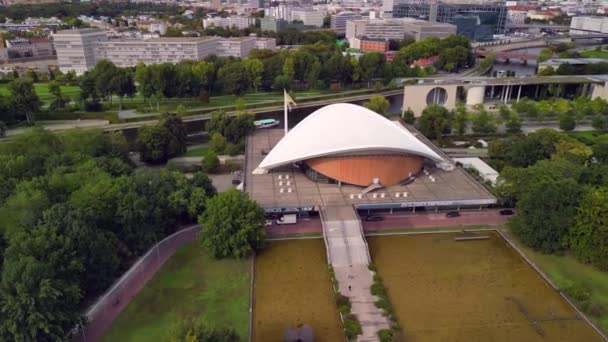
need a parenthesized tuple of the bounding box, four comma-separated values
(0, 0, 60, 5)
(331, 11, 362, 33)
(203, 16, 255, 30)
(346, 18, 456, 42)
(95, 37, 221, 67)
(254, 37, 277, 50)
(53, 29, 108, 75)
(265, 4, 294, 21)
(389, 1, 507, 36)
(570, 16, 608, 34)
(217, 37, 256, 58)
(358, 37, 390, 52)
(506, 10, 527, 25)
(291, 9, 324, 27)
(53, 29, 275, 72)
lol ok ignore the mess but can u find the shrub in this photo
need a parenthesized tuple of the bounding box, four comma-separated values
(378, 329, 394, 342)
(343, 314, 362, 340)
(564, 284, 591, 310)
(225, 143, 242, 156)
(202, 151, 220, 174)
(209, 132, 227, 154)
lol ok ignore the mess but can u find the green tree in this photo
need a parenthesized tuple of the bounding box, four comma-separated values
(218, 62, 249, 95)
(242, 58, 263, 92)
(470, 106, 496, 134)
(453, 104, 468, 135)
(114, 68, 136, 110)
(209, 132, 227, 154)
(510, 175, 581, 253)
(592, 141, 608, 164)
(505, 111, 523, 134)
(559, 111, 576, 132)
(203, 150, 220, 174)
(198, 189, 265, 258)
(592, 114, 607, 131)
(364, 95, 390, 116)
(402, 108, 416, 124)
(569, 186, 608, 270)
(281, 57, 295, 89)
(418, 105, 453, 139)
(359, 52, 385, 87)
(538, 48, 553, 63)
(48, 80, 68, 110)
(0, 226, 83, 341)
(0, 120, 6, 138)
(8, 78, 40, 124)
(136, 113, 187, 163)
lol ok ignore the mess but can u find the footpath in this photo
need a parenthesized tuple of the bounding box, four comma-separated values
(321, 206, 389, 342)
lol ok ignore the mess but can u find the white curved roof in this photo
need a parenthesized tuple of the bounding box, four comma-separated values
(255, 103, 444, 172)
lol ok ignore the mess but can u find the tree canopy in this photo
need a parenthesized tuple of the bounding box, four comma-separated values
(199, 190, 265, 259)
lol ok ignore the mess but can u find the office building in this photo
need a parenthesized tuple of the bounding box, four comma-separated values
(346, 18, 456, 42)
(390, 2, 507, 36)
(217, 37, 257, 58)
(570, 16, 608, 35)
(203, 16, 255, 30)
(95, 37, 221, 68)
(356, 37, 390, 52)
(506, 9, 527, 25)
(291, 9, 324, 27)
(255, 37, 277, 50)
(331, 11, 362, 33)
(53, 29, 108, 75)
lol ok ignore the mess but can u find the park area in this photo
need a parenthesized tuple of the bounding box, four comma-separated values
(100, 242, 251, 342)
(367, 232, 604, 342)
(253, 239, 343, 341)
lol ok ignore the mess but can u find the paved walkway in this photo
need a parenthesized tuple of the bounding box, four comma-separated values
(322, 206, 390, 342)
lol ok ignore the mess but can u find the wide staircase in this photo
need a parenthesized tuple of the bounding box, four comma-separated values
(321, 206, 390, 342)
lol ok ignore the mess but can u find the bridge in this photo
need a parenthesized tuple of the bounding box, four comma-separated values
(475, 49, 537, 62)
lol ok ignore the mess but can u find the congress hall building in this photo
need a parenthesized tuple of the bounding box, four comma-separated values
(245, 103, 495, 215)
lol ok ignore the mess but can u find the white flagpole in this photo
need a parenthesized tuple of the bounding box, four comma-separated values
(284, 89, 288, 136)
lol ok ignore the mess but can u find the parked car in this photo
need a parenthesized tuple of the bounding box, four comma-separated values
(499, 209, 515, 216)
(265, 220, 273, 226)
(446, 211, 460, 218)
(365, 215, 384, 222)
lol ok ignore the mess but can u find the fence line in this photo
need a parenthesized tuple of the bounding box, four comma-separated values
(75, 225, 200, 342)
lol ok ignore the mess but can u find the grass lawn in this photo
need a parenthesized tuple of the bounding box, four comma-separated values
(580, 49, 608, 59)
(368, 231, 603, 341)
(0, 83, 81, 101)
(253, 239, 343, 341)
(511, 233, 608, 332)
(568, 131, 608, 146)
(100, 242, 251, 342)
(182, 147, 210, 158)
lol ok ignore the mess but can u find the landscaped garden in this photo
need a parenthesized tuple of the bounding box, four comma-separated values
(253, 239, 343, 341)
(101, 242, 251, 342)
(367, 232, 603, 342)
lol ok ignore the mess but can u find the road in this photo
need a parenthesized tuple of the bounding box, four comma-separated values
(265, 210, 510, 238)
(2, 88, 403, 139)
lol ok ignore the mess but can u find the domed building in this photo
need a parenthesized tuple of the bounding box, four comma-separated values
(253, 103, 448, 187)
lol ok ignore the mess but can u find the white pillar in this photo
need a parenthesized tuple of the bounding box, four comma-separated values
(517, 85, 522, 102)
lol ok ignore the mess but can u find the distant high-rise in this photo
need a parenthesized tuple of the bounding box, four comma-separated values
(389, 1, 507, 36)
(211, 0, 222, 10)
(331, 11, 363, 33)
(53, 29, 108, 75)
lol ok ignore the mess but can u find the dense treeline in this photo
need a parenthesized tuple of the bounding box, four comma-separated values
(0, 1, 184, 21)
(491, 129, 608, 280)
(414, 96, 608, 140)
(0, 127, 216, 340)
(538, 62, 608, 76)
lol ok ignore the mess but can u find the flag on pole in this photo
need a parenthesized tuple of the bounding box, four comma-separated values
(284, 90, 297, 110)
(283, 89, 297, 135)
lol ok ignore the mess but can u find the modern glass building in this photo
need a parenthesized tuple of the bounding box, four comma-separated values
(391, 2, 506, 40)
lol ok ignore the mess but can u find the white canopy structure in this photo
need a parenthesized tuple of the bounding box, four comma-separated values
(253, 103, 445, 174)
